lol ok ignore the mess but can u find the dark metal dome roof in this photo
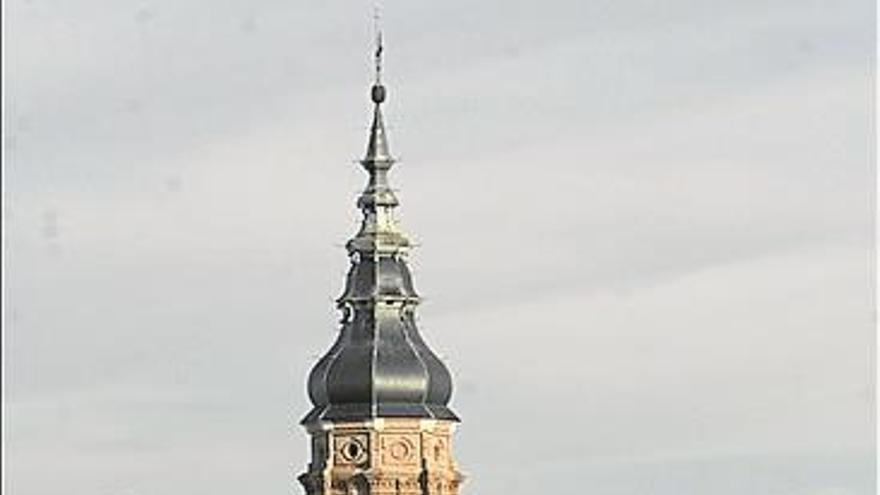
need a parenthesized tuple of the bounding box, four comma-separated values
(301, 80, 457, 424)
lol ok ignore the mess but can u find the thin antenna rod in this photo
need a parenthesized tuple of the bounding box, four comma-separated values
(373, 5, 383, 84)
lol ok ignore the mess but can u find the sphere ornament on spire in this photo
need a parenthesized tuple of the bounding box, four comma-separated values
(371, 83, 386, 104)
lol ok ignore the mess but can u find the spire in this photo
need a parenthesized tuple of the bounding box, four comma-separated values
(364, 101, 391, 164)
(301, 29, 457, 425)
(353, 26, 405, 249)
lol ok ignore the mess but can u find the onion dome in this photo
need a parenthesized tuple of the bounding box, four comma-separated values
(302, 39, 457, 424)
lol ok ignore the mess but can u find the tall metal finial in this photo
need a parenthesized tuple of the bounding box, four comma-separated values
(370, 7, 386, 105)
(373, 6, 383, 84)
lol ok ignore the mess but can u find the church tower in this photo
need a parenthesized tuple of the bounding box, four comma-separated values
(298, 33, 464, 495)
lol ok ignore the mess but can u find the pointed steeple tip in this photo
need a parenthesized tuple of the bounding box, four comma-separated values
(363, 18, 392, 166)
(364, 103, 392, 164)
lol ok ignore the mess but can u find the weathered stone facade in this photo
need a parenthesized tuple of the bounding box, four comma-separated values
(299, 419, 463, 495)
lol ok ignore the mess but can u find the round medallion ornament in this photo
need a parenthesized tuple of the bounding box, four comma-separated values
(389, 439, 413, 461)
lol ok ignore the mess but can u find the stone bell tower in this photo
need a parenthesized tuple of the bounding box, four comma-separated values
(297, 31, 464, 495)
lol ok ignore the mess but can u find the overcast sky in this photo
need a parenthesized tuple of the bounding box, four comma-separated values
(4, 0, 875, 494)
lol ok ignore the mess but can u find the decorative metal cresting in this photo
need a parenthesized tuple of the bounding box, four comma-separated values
(297, 20, 465, 495)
